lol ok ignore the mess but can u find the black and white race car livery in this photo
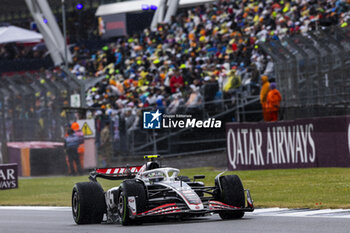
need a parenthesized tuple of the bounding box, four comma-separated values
(72, 155, 254, 225)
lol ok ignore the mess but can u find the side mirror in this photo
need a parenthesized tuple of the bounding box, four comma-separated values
(193, 175, 205, 182)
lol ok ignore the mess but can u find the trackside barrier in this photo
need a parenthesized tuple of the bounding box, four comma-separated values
(226, 115, 350, 170)
(260, 27, 350, 120)
(7, 142, 66, 176)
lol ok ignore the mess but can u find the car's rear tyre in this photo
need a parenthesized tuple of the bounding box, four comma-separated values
(118, 180, 147, 226)
(215, 175, 245, 220)
(72, 182, 106, 224)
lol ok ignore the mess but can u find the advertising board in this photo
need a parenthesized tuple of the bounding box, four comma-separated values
(0, 163, 18, 190)
(226, 116, 350, 170)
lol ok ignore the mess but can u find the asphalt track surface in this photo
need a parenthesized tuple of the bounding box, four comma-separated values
(0, 207, 349, 233)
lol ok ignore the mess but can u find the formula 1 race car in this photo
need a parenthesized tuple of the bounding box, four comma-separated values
(72, 155, 254, 225)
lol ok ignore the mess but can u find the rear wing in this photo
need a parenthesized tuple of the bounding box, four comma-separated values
(89, 166, 143, 181)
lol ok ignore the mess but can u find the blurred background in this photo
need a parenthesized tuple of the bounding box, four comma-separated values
(0, 0, 349, 176)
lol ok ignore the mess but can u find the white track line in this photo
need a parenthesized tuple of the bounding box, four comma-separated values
(252, 207, 289, 214)
(1, 206, 350, 218)
(248, 208, 350, 218)
(0, 206, 70, 211)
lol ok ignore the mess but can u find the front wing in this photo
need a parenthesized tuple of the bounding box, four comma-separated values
(130, 190, 254, 218)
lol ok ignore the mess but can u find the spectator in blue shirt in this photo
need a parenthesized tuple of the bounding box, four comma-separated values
(64, 129, 83, 175)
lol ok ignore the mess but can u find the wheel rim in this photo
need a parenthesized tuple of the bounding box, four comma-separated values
(118, 193, 124, 218)
(72, 191, 79, 218)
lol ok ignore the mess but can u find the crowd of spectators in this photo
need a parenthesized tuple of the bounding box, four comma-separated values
(1, 0, 349, 156)
(72, 0, 350, 120)
(0, 43, 47, 60)
(64, 0, 350, 155)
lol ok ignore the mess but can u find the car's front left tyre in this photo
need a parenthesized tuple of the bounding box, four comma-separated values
(215, 175, 245, 220)
(118, 180, 147, 226)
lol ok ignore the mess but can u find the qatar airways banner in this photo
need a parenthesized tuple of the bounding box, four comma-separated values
(0, 164, 18, 189)
(226, 116, 350, 170)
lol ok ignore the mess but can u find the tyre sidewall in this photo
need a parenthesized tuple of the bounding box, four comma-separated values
(219, 175, 245, 207)
(71, 182, 106, 224)
(118, 180, 147, 225)
(216, 175, 245, 220)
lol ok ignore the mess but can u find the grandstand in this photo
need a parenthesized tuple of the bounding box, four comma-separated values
(0, 0, 350, 164)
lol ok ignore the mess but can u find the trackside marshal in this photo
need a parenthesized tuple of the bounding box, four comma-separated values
(0, 164, 18, 189)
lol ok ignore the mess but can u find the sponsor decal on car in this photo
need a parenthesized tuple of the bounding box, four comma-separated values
(128, 197, 136, 216)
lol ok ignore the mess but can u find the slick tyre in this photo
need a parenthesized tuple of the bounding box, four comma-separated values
(216, 175, 245, 220)
(118, 180, 147, 226)
(72, 182, 106, 224)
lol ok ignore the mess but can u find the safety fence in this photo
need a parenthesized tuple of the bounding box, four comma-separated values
(0, 69, 262, 162)
(260, 26, 350, 119)
(97, 93, 261, 157)
(0, 70, 81, 144)
(0, 71, 262, 162)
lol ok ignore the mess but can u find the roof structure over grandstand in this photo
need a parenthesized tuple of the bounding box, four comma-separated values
(0, 0, 101, 22)
(0, 25, 43, 44)
(96, 0, 215, 16)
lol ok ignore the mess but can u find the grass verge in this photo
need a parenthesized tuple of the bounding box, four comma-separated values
(0, 167, 349, 208)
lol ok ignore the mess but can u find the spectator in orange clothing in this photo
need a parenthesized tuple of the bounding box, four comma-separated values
(71, 122, 85, 170)
(266, 83, 282, 122)
(260, 75, 270, 121)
